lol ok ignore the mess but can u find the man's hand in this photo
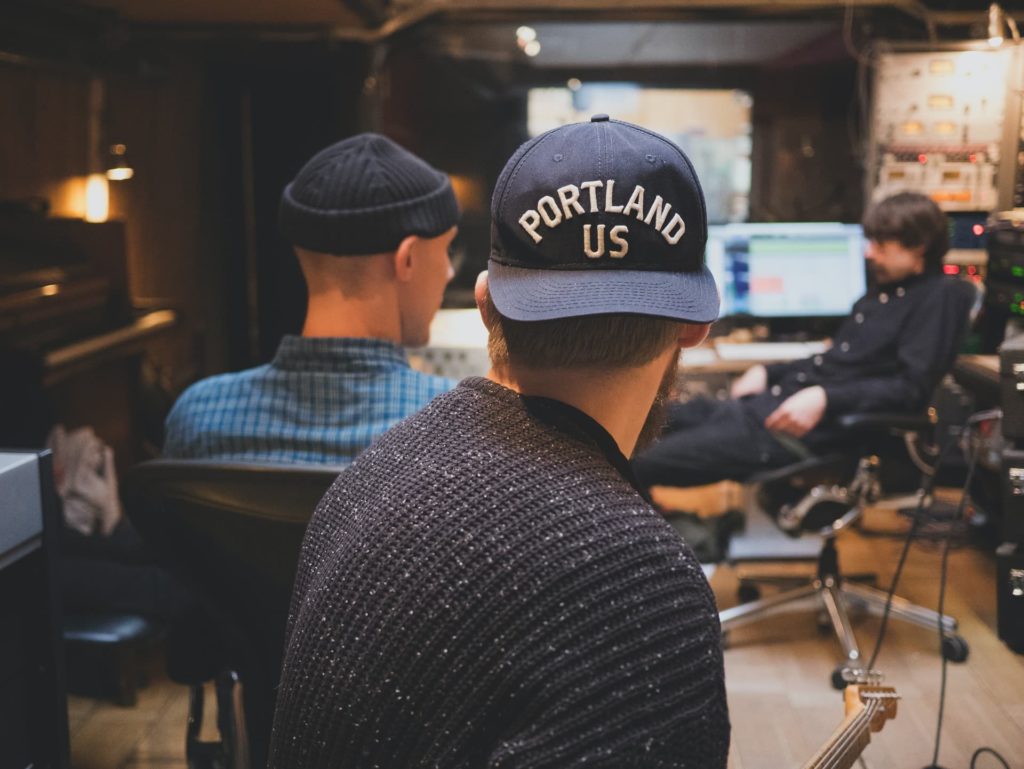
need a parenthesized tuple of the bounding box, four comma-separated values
(730, 365, 768, 399)
(764, 386, 827, 438)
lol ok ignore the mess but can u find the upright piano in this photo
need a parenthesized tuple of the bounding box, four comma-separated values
(0, 213, 176, 467)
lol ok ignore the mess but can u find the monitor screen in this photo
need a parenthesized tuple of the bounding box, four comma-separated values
(706, 223, 866, 318)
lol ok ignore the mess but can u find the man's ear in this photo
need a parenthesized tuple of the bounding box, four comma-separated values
(678, 322, 711, 349)
(393, 235, 419, 283)
(910, 243, 927, 268)
(474, 271, 497, 330)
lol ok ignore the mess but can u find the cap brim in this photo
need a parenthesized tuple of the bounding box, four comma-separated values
(487, 260, 720, 323)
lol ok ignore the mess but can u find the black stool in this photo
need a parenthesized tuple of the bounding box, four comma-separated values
(63, 613, 162, 706)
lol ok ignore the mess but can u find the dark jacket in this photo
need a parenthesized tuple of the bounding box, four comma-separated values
(270, 378, 729, 769)
(749, 272, 973, 446)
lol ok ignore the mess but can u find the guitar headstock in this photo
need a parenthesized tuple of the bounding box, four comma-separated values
(803, 672, 901, 768)
(844, 684, 899, 732)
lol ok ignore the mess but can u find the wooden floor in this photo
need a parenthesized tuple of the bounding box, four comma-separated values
(68, 495, 1024, 769)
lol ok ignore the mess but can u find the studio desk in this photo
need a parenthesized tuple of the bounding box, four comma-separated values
(953, 354, 1000, 408)
(412, 309, 829, 390)
(417, 310, 1004, 403)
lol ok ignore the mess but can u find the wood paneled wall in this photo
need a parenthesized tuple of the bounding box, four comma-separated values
(0, 52, 228, 387)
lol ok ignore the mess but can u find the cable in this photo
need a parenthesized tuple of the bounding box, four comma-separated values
(865, 406, 1005, 671)
(865, 433, 956, 671)
(842, 1, 873, 67)
(970, 747, 1012, 769)
(891, 408, 1011, 769)
(929, 432, 980, 767)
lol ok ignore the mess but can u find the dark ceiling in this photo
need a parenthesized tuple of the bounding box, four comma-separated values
(2, 0, 1017, 71)
(59, 0, 1022, 36)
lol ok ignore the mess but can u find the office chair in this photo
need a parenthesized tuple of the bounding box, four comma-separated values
(122, 459, 341, 769)
(719, 280, 980, 689)
(721, 408, 971, 688)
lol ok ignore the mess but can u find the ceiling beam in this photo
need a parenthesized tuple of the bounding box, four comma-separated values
(328, 0, 936, 42)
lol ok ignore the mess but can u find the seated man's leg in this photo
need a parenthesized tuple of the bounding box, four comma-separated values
(662, 396, 731, 432)
(635, 399, 799, 488)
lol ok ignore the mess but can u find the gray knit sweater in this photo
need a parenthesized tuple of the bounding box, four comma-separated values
(269, 378, 729, 768)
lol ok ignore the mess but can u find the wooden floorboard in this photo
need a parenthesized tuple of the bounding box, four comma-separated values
(67, 501, 1024, 769)
(714, 505, 1024, 769)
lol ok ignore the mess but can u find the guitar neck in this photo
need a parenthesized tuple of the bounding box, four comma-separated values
(799, 702, 878, 769)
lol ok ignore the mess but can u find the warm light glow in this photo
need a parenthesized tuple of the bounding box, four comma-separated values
(449, 175, 486, 213)
(516, 25, 540, 57)
(973, 224, 986, 236)
(106, 143, 134, 181)
(41, 283, 59, 296)
(516, 26, 537, 43)
(85, 174, 109, 222)
(47, 177, 87, 218)
(943, 264, 960, 275)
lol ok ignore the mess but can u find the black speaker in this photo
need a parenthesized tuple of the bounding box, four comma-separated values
(1000, 449, 1024, 543)
(996, 542, 1024, 655)
(999, 334, 1024, 440)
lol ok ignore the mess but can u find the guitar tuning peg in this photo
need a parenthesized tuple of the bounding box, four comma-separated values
(838, 666, 885, 685)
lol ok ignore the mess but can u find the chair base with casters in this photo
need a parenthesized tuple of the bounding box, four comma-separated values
(720, 423, 970, 689)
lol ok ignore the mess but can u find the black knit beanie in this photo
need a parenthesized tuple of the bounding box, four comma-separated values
(279, 133, 459, 256)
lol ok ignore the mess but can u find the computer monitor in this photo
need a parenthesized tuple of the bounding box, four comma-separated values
(706, 223, 867, 319)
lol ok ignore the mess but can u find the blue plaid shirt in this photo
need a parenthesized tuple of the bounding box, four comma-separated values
(163, 335, 455, 465)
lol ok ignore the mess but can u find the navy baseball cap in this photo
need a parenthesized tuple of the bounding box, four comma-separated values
(488, 115, 719, 323)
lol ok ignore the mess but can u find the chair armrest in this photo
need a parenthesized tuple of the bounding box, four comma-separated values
(836, 412, 932, 433)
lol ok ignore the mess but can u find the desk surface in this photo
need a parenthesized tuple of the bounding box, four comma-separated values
(956, 354, 999, 379)
(710, 340, 829, 363)
(423, 309, 828, 375)
(953, 354, 1000, 404)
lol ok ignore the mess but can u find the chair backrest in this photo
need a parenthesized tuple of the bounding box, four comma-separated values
(122, 459, 341, 767)
(944, 276, 984, 381)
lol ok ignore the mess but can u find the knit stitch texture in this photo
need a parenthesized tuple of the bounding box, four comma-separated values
(269, 377, 729, 768)
(278, 133, 459, 255)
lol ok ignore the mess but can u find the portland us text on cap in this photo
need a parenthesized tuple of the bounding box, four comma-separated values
(279, 133, 459, 257)
(488, 115, 719, 323)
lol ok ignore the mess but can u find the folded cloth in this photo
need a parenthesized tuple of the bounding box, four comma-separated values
(48, 424, 122, 536)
